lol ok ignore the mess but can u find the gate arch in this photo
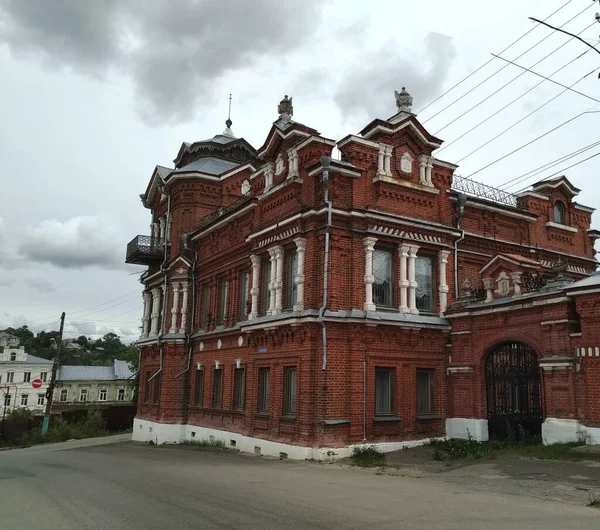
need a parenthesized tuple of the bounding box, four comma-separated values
(485, 341, 543, 439)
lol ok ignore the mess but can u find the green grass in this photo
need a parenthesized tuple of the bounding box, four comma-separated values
(182, 438, 228, 450)
(352, 445, 387, 468)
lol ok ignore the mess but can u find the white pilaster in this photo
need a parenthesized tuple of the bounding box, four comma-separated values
(377, 144, 386, 175)
(149, 287, 162, 337)
(426, 157, 433, 186)
(179, 282, 189, 333)
(151, 222, 159, 240)
(407, 245, 420, 315)
(264, 162, 274, 192)
(511, 271, 523, 296)
(438, 250, 451, 315)
(398, 244, 409, 313)
(293, 238, 306, 311)
(142, 291, 152, 338)
(483, 278, 494, 303)
(273, 246, 284, 314)
(363, 237, 377, 311)
(288, 148, 299, 178)
(169, 282, 181, 334)
(384, 145, 393, 176)
(159, 217, 166, 240)
(249, 254, 260, 320)
(267, 248, 278, 315)
(418, 156, 427, 185)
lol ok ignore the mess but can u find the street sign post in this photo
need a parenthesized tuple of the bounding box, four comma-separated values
(32, 379, 43, 389)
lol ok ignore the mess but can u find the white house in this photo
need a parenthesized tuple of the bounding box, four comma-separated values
(0, 332, 20, 349)
(0, 345, 54, 415)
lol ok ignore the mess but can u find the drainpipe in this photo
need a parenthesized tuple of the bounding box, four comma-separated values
(319, 156, 332, 371)
(454, 193, 467, 299)
(363, 350, 367, 443)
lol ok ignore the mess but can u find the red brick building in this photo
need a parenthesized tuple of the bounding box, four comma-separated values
(127, 91, 600, 458)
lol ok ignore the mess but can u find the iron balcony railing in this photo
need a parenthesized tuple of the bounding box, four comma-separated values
(125, 235, 166, 264)
(452, 175, 523, 209)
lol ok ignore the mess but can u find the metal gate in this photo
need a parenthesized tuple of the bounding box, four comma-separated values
(485, 342, 543, 439)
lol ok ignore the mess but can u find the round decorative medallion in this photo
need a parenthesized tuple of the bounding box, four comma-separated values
(238, 336, 244, 347)
(199, 342, 204, 352)
(217, 339, 222, 350)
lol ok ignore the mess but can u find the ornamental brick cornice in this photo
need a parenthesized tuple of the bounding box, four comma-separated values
(367, 223, 445, 245)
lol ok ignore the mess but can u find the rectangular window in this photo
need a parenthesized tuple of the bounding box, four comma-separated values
(233, 368, 245, 410)
(283, 367, 297, 416)
(40, 372, 48, 382)
(37, 394, 45, 406)
(212, 369, 223, 408)
(21, 394, 29, 406)
(99, 389, 107, 402)
(416, 256, 434, 312)
(23, 372, 31, 383)
(200, 284, 210, 329)
(153, 373, 161, 404)
(285, 250, 298, 310)
(194, 369, 204, 406)
(60, 389, 68, 402)
(80, 389, 88, 402)
(375, 368, 394, 415)
(259, 259, 272, 315)
(257, 368, 270, 414)
(238, 269, 250, 321)
(6, 372, 14, 383)
(373, 249, 393, 307)
(118, 389, 125, 401)
(417, 370, 434, 415)
(144, 370, 151, 403)
(217, 277, 228, 326)
(4, 394, 11, 407)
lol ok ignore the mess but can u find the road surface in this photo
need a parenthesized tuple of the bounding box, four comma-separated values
(0, 435, 598, 529)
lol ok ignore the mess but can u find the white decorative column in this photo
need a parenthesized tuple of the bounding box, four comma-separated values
(288, 148, 299, 178)
(151, 222, 159, 239)
(179, 282, 189, 333)
(511, 271, 523, 296)
(249, 254, 260, 320)
(273, 246, 284, 314)
(159, 217, 166, 240)
(149, 287, 162, 337)
(426, 157, 434, 186)
(438, 250, 451, 316)
(141, 291, 152, 338)
(398, 244, 410, 313)
(384, 145, 393, 176)
(169, 282, 181, 334)
(377, 144, 386, 175)
(407, 245, 420, 314)
(267, 247, 278, 315)
(418, 156, 427, 185)
(363, 237, 377, 311)
(264, 162, 274, 192)
(293, 237, 306, 311)
(483, 278, 494, 303)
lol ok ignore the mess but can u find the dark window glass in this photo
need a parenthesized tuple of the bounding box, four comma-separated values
(416, 256, 434, 312)
(217, 278, 228, 325)
(260, 260, 271, 315)
(417, 370, 434, 414)
(194, 370, 204, 406)
(373, 249, 392, 307)
(233, 368, 245, 410)
(554, 202, 566, 225)
(283, 367, 297, 415)
(238, 270, 250, 321)
(212, 369, 223, 408)
(375, 368, 393, 415)
(258, 368, 270, 413)
(285, 250, 298, 309)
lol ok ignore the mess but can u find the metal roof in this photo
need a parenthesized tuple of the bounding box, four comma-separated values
(58, 359, 135, 382)
(114, 360, 135, 380)
(566, 272, 600, 291)
(174, 156, 240, 176)
(25, 354, 53, 364)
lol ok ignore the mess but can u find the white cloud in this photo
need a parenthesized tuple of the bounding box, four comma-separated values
(19, 215, 126, 269)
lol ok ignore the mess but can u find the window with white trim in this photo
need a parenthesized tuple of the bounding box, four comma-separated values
(80, 389, 88, 402)
(117, 389, 125, 401)
(21, 394, 29, 406)
(415, 256, 434, 312)
(6, 372, 14, 383)
(60, 389, 68, 402)
(99, 389, 107, 402)
(37, 394, 45, 406)
(23, 372, 31, 383)
(373, 249, 393, 307)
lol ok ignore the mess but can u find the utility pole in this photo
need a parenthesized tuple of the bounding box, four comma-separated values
(41, 312, 65, 435)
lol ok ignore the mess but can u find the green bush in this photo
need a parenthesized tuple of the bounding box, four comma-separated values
(352, 445, 386, 467)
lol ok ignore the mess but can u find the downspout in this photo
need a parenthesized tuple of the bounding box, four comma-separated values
(363, 349, 367, 443)
(454, 193, 467, 299)
(319, 156, 332, 371)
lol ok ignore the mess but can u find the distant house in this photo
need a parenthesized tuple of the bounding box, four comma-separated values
(54, 360, 136, 406)
(0, 332, 20, 349)
(0, 345, 53, 415)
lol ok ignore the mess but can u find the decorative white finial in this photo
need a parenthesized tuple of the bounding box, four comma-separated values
(394, 87, 413, 113)
(277, 95, 293, 121)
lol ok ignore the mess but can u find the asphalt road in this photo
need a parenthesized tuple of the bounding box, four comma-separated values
(0, 435, 598, 529)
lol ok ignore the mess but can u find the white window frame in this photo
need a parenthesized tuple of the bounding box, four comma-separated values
(23, 372, 31, 383)
(79, 389, 88, 402)
(37, 394, 45, 406)
(40, 372, 48, 382)
(59, 389, 68, 402)
(99, 389, 107, 402)
(6, 372, 14, 383)
(117, 389, 126, 401)
(21, 394, 29, 406)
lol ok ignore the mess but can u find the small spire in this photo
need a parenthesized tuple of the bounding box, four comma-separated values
(277, 94, 293, 122)
(223, 93, 235, 137)
(394, 87, 413, 113)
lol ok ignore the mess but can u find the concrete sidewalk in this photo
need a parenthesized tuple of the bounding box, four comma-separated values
(1, 432, 132, 454)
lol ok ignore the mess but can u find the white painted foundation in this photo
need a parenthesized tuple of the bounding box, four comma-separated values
(445, 418, 489, 441)
(132, 418, 436, 461)
(542, 418, 600, 445)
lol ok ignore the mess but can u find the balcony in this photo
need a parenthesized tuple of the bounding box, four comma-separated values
(125, 235, 166, 265)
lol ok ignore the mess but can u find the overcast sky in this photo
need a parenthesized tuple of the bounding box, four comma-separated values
(0, 0, 598, 343)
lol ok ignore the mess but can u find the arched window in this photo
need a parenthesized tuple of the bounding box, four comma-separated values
(553, 202, 566, 225)
(10, 352, 16, 361)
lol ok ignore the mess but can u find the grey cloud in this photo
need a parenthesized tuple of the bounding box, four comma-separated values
(24, 276, 55, 293)
(18, 215, 126, 270)
(0, 0, 327, 124)
(333, 32, 457, 122)
(68, 321, 97, 337)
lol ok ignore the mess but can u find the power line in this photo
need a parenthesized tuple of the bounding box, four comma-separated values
(415, 0, 576, 115)
(433, 19, 598, 136)
(513, 149, 600, 194)
(421, 2, 595, 125)
(530, 15, 600, 56)
(465, 107, 600, 179)
(456, 64, 600, 163)
(500, 139, 600, 190)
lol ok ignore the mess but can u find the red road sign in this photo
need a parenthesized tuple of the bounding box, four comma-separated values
(32, 378, 43, 389)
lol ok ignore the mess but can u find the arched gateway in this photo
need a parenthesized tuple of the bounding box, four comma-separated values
(485, 341, 543, 439)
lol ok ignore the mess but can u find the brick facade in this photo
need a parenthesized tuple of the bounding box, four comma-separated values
(127, 94, 600, 455)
